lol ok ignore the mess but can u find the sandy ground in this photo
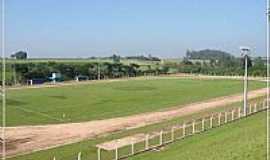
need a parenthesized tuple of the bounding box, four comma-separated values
(1, 88, 267, 157)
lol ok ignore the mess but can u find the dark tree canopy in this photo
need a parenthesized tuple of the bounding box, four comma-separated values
(186, 49, 234, 60)
(111, 54, 121, 63)
(126, 55, 161, 61)
(241, 56, 253, 69)
(11, 51, 28, 59)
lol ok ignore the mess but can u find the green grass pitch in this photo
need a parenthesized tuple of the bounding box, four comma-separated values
(4, 78, 265, 126)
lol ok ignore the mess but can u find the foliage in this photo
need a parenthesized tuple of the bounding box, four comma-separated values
(126, 55, 161, 61)
(163, 49, 266, 77)
(186, 49, 234, 60)
(110, 54, 121, 63)
(2, 61, 162, 84)
(11, 51, 28, 59)
(1, 49, 267, 85)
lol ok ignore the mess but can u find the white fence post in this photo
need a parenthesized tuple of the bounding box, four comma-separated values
(171, 127, 175, 141)
(115, 147, 118, 160)
(264, 99, 267, 109)
(131, 143, 135, 155)
(159, 131, 163, 146)
(192, 120, 195, 134)
(249, 104, 252, 114)
(202, 118, 205, 131)
(98, 148, 101, 160)
(238, 107, 241, 118)
(218, 113, 221, 125)
(210, 115, 213, 128)
(183, 123, 186, 137)
(254, 103, 257, 113)
(225, 112, 228, 123)
(145, 134, 149, 150)
(232, 110, 234, 121)
(77, 152, 81, 160)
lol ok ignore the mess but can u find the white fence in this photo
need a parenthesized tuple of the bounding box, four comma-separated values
(51, 99, 268, 160)
(96, 99, 268, 160)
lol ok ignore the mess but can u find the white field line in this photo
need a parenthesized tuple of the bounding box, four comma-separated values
(10, 106, 64, 122)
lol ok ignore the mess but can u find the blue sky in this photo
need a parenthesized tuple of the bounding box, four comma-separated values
(3, 0, 267, 58)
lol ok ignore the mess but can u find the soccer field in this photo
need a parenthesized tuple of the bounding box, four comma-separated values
(5, 78, 265, 126)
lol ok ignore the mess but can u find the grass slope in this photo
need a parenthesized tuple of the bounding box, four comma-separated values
(131, 111, 267, 160)
(5, 78, 265, 126)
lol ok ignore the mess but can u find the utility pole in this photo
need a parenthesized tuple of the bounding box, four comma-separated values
(244, 54, 248, 116)
(240, 47, 250, 116)
(1, 0, 6, 159)
(266, 1, 270, 160)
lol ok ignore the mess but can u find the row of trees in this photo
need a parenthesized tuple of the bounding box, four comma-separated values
(2, 58, 266, 86)
(186, 49, 233, 60)
(4, 62, 166, 85)
(88, 54, 161, 62)
(164, 50, 266, 77)
(2, 49, 267, 85)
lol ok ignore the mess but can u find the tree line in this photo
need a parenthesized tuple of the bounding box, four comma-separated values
(1, 49, 267, 85)
(164, 49, 266, 77)
(2, 61, 167, 85)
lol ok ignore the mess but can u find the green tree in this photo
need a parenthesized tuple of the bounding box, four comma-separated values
(11, 51, 27, 59)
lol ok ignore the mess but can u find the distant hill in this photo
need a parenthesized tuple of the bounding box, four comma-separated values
(186, 49, 234, 60)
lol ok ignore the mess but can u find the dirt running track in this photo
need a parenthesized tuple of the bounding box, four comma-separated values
(2, 88, 267, 157)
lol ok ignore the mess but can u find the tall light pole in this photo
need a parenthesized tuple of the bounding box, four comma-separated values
(266, 0, 270, 160)
(240, 46, 250, 116)
(1, 0, 6, 159)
